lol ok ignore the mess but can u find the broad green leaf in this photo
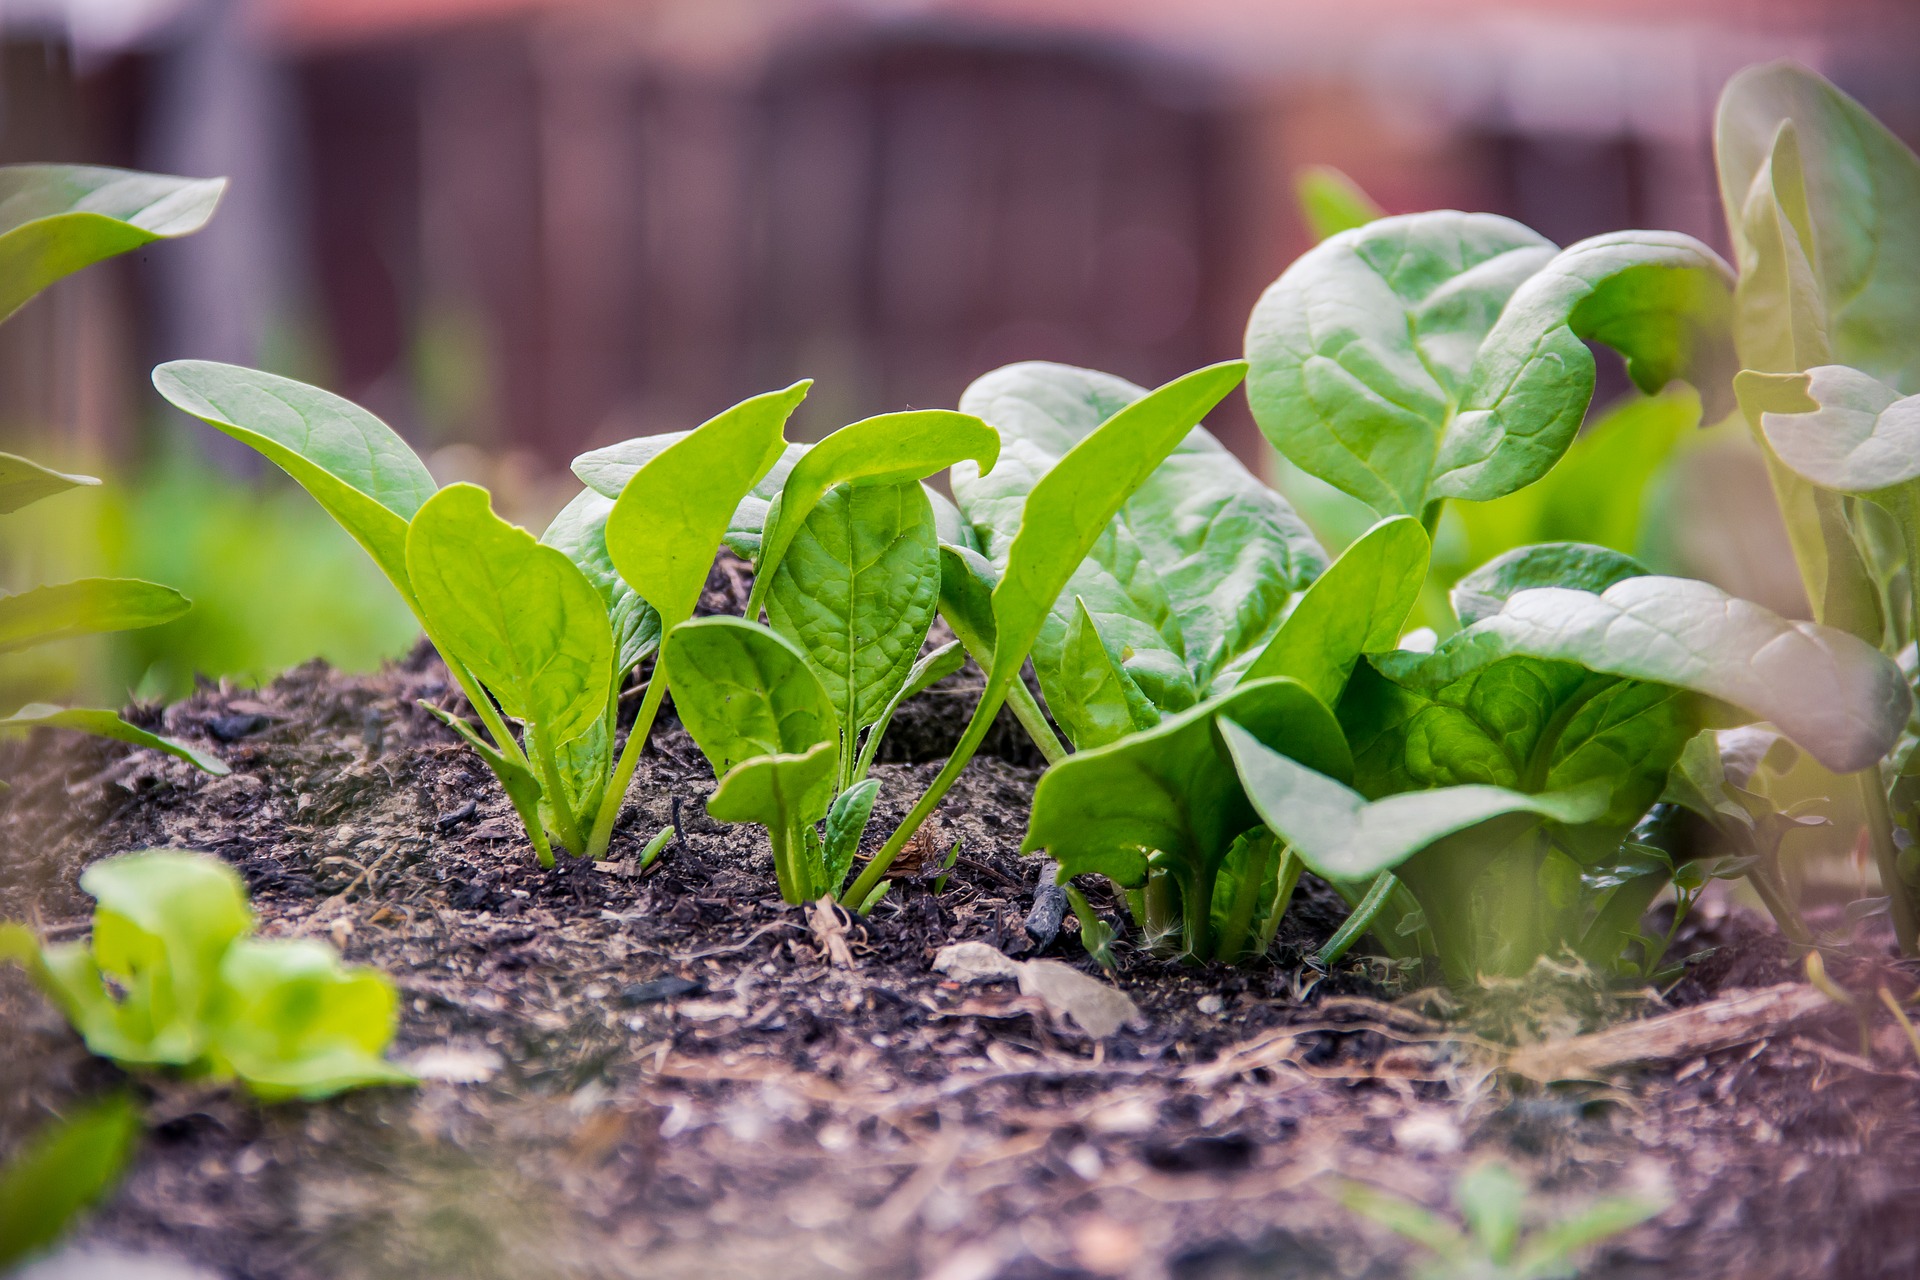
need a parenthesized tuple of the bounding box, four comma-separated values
(957, 360, 1319, 711)
(606, 383, 808, 629)
(663, 616, 838, 779)
(1295, 164, 1383, 242)
(938, 544, 999, 660)
(1247, 214, 1732, 516)
(1759, 365, 1920, 499)
(407, 484, 613, 748)
(1729, 122, 1831, 375)
(1051, 596, 1160, 750)
(1383, 574, 1907, 775)
(576, 434, 807, 561)
(1207, 828, 1291, 965)
(541, 489, 660, 674)
(1716, 62, 1920, 391)
(152, 362, 437, 597)
(208, 938, 413, 1100)
(0, 1095, 139, 1269)
(1246, 212, 1556, 515)
(0, 164, 225, 321)
(707, 741, 839, 903)
(823, 777, 881, 895)
(1431, 232, 1734, 502)
(0, 578, 189, 654)
(14, 851, 252, 1067)
(1240, 515, 1427, 704)
(0, 451, 97, 515)
(1023, 677, 1350, 897)
(1222, 719, 1606, 882)
(1451, 542, 1648, 629)
(748, 409, 999, 615)
(1, 704, 229, 775)
(767, 481, 941, 734)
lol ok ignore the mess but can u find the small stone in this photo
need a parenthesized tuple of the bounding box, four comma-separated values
(207, 712, 270, 742)
(1025, 880, 1068, 949)
(619, 976, 701, 1007)
(1197, 994, 1224, 1015)
(933, 941, 1022, 983)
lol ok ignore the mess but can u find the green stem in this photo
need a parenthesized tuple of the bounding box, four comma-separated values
(1857, 772, 1918, 955)
(841, 671, 1009, 907)
(1004, 675, 1069, 765)
(527, 720, 583, 856)
(1181, 867, 1214, 964)
(1419, 498, 1445, 539)
(585, 670, 670, 862)
(1315, 872, 1398, 968)
(769, 820, 800, 904)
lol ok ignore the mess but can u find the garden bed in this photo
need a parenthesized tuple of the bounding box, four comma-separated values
(4, 637, 1918, 1280)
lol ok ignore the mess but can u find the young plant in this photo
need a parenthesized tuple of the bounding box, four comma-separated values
(1224, 550, 1907, 984)
(1713, 62, 1920, 952)
(0, 165, 228, 775)
(1, 850, 412, 1099)
(1332, 1160, 1665, 1280)
(152, 362, 809, 865)
(0, 1096, 139, 1271)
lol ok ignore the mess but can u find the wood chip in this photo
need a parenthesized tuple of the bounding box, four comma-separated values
(1507, 982, 1833, 1081)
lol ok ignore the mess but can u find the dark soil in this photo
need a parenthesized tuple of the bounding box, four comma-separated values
(5, 604, 1920, 1277)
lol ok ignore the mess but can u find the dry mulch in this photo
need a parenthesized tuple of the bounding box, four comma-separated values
(5, 626, 1920, 1278)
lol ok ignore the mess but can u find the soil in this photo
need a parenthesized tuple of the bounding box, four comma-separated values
(5, 577, 1920, 1280)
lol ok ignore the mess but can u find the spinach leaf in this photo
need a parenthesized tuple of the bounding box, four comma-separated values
(0, 1096, 138, 1270)
(1450, 542, 1648, 628)
(1295, 164, 1383, 242)
(1239, 515, 1428, 704)
(208, 939, 414, 1100)
(1382, 573, 1908, 775)
(1022, 676, 1349, 961)
(844, 360, 1250, 904)
(766, 481, 941, 753)
(0, 451, 97, 515)
(663, 615, 838, 777)
(1, 704, 228, 776)
(707, 742, 839, 903)
(575, 433, 807, 562)
(541, 489, 660, 675)
(1717, 62, 1920, 392)
(0, 164, 225, 321)
(955, 360, 1323, 724)
(1245, 214, 1734, 517)
(823, 778, 882, 897)
(0, 578, 189, 654)
(1051, 596, 1160, 750)
(1222, 719, 1607, 882)
(746, 408, 998, 618)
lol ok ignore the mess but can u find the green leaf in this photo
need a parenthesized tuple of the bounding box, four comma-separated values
(1223, 720, 1606, 882)
(207, 938, 413, 1100)
(1716, 62, 1920, 391)
(1022, 678, 1349, 959)
(1, 704, 229, 775)
(747, 408, 999, 616)
(938, 544, 999, 660)
(0, 451, 97, 515)
(419, 702, 553, 867)
(407, 484, 613, 750)
(606, 383, 809, 630)
(1454, 1162, 1527, 1263)
(1451, 542, 1648, 629)
(541, 488, 660, 675)
(576, 434, 807, 561)
(11, 851, 252, 1067)
(957, 360, 1319, 711)
(823, 778, 881, 896)
(663, 616, 838, 779)
(1246, 213, 1733, 516)
(1240, 515, 1427, 704)
(1511, 1195, 1665, 1277)
(1051, 595, 1160, 750)
(1758, 365, 1920, 499)
(1383, 574, 1907, 775)
(767, 481, 942, 736)
(1728, 122, 1832, 375)
(0, 578, 189, 655)
(152, 362, 437, 599)
(1294, 164, 1383, 242)
(0, 164, 225, 322)
(0, 1095, 139, 1269)
(707, 741, 839, 904)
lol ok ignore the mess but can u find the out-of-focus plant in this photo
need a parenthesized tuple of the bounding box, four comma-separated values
(0, 165, 229, 775)
(1331, 1160, 1666, 1280)
(1, 850, 412, 1099)
(0, 1096, 140, 1270)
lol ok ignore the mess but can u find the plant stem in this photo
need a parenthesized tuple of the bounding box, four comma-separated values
(1419, 499, 1445, 539)
(1181, 867, 1214, 963)
(527, 721, 583, 855)
(1315, 872, 1398, 968)
(1004, 675, 1068, 764)
(585, 670, 670, 862)
(1856, 772, 1919, 955)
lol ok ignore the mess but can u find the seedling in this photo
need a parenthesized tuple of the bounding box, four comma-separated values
(0, 165, 228, 774)
(2, 850, 412, 1099)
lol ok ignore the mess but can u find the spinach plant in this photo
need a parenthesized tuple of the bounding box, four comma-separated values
(1712, 61, 1920, 952)
(2, 850, 412, 1099)
(153, 362, 809, 865)
(0, 1096, 139, 1271)
(0, 165, 228, 775)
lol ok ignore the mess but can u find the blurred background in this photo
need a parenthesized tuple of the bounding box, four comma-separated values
(2, 0, 1919, 705)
